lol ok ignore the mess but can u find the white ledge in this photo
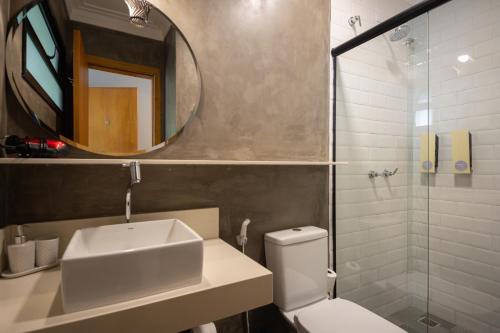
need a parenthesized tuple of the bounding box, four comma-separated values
(0, 158, 348, 166)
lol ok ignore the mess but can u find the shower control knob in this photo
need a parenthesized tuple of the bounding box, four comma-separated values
(382, 168, 398, 177)
(348, 15, 361, 27)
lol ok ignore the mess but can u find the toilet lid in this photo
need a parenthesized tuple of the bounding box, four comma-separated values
(294, 298, 405, 333)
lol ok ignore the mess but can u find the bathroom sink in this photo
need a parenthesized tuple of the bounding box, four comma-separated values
(61, 219, 203, 313)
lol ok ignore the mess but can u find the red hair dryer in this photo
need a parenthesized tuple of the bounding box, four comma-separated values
(3, 135, 68, 158)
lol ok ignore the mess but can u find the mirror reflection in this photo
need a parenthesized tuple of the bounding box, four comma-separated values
(6, 0, 201, 155)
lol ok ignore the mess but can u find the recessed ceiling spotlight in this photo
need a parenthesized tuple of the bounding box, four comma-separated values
(457, 54, 471, 63)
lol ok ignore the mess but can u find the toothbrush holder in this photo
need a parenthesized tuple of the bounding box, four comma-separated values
(35, 237, 59, 267)
(8, 241, 35, 274)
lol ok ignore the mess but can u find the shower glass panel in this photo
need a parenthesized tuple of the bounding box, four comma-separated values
(335, 0, 500, 332)
(427, 1, 500, 332)
(335, 12, 430, 331)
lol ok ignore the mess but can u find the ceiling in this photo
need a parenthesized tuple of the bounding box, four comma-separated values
(64, 0, 172, 41)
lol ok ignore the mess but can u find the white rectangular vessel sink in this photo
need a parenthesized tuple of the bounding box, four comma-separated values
(61, 219, 203, 313)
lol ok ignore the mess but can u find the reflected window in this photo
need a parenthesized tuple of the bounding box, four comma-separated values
(21, 3, 63, 112)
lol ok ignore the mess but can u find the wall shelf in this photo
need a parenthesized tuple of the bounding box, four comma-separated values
(0, 158, 348, 166)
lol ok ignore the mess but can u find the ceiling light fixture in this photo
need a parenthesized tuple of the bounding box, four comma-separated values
(124, 0, 152, 28)
(457, 54, 471, 63)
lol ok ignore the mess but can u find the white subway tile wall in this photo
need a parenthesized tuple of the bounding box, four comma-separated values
(333, 0, 500, 332)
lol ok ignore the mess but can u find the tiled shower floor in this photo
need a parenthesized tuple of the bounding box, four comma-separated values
(387, 307, 456, 333)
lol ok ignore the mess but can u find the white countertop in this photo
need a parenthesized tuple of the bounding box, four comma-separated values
(0, 239, 273, 333)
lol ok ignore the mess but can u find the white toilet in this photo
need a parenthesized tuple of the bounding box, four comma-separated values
(264, 226, 405, 333)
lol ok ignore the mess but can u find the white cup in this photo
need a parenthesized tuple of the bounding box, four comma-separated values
(8, 241, 35, 274)
(35, 237, 59, 267)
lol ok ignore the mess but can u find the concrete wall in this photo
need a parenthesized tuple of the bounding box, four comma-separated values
(3, 164, 329, 264)
(144, 0, 330, 161)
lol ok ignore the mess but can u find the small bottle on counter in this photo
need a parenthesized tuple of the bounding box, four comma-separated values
(7, 226, 35, 274)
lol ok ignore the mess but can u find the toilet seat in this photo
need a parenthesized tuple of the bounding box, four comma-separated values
(280, 298, 329, 324)
(294, 298, 405, 333)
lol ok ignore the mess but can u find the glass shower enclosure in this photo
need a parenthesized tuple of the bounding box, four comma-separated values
(333, 0, 500, 332)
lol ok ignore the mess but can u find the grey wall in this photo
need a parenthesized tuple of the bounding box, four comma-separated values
(1, 1, 331, 332)
(4, 164, 329, 263)
(147, 0, 330, 161)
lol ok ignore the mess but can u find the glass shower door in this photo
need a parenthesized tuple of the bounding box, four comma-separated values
(426, 1, 500, 332)
(404, 11, 433, 333)
(334, 11, 431, 332)
(335, 1, 500, 332)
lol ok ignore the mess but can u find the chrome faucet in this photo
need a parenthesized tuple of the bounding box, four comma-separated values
(124, 161, 141, 223)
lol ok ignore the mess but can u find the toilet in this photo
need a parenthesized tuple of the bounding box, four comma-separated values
(264, 226, 405, 333)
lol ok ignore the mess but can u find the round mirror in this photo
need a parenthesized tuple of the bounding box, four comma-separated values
(5, 0, 201, 156)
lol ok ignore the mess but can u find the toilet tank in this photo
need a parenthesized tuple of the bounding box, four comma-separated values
(264, 226, 328, 311)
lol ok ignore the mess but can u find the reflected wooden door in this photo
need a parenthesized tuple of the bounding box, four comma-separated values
(88, 88, 138, 154)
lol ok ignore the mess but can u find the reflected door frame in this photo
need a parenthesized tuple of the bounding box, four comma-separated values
(87, 55, 162, 145)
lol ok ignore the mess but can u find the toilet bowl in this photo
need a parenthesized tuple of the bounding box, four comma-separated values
(292, 298, 404, 333)
(264, 226, 405, 333)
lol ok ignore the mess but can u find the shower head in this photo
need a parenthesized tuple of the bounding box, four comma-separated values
(390, 25, 410, 42)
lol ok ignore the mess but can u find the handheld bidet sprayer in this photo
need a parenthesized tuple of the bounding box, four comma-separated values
(236, 218, 252, 333)
(236, 218, 251, 249)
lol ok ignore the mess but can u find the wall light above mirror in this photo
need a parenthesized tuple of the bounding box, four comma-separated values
(5, 0, 201, 156)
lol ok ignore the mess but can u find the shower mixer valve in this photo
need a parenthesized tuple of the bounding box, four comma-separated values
(348, 15, 361, 27)
(382, 168, 398, 177)
(368, 168, 398, 178)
